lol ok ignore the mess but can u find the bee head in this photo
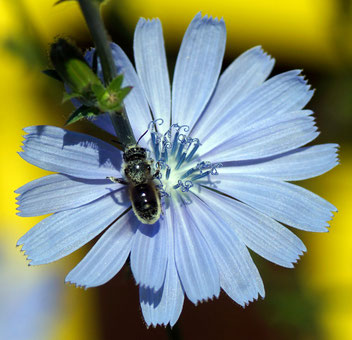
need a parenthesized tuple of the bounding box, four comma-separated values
(123, 145, 147, 162)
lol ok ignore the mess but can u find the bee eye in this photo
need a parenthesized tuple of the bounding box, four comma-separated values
(147, 165, 151, 171)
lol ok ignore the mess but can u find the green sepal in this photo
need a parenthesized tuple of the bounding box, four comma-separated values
(93, 74, 132, 112)
(107, 74, 124, 92)
(65, 105, 100, 126)
(91, 83, 106, 101)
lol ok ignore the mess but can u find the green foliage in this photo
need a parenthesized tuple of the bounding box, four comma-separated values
(65, 105, 100, 126)
(94, 75, 132, 112)
(49, 38, 131, 125)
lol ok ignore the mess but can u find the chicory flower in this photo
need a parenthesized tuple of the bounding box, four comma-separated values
(17, 13, 338, 327)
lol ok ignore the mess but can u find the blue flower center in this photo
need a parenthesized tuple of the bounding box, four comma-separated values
(147, 119, 222, 197)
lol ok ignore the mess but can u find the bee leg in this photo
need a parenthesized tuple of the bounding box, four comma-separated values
(106, 176, 128, 185)
(152, 169, 160, 179)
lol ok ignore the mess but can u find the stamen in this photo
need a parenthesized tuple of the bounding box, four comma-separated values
(173, 180, 193, 192)
(196, 161, 212, 173)
(161, 140, 171, 162)
(181, 167, 197, 179)
(210, 163, 223, 175)
(166, 167, 171, 180)
(185, 139, 201, 162)
(175, 135, 186, 163)
(175, 152, 186, 170)
(191, 171, 210, 181)
(151, 132, 161, 161)
(157, 160, 171, 180)
(171, 129, 180, 155)
(145, 120, 221, 198)
(148, 118, 164, 131)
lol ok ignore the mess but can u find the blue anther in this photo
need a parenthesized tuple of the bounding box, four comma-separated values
(181, 167, 197, 179)
(173, 180, 182, 190)
(161, 145, 168, 162)
(171, 131, 179, 155)
(151, 132, 160, 161)
(175, 139, 185, 162)
(185, 143, 200, 162)
(166, 167, 171, 180)
(191, 171, 210, 181)
(175, 152, 186, 170)
(196, 161, 211, 173)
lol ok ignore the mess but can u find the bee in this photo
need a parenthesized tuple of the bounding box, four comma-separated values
(108, 143, 161, 225)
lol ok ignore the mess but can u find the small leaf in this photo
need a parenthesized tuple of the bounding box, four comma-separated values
(42, 69, 62, 82)
(65, 105, 100, 126)
(91, 83, 107, 101)
(107, 75, 124, 93)
(62, 92, 82, 103)
(118, 86, 132, 100)
(96, 84, 133, 112)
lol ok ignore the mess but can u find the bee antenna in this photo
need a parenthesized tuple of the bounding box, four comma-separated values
(137, 129, 148, 144)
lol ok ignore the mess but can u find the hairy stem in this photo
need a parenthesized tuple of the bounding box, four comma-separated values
(78, 0, 136, 146)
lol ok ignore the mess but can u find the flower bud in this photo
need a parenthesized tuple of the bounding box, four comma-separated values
(50, 38, 100, 94)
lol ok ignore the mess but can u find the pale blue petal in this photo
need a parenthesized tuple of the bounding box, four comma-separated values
(212, 174, 336, 232)
(85, 43, 152, 139)
(172, 13, 226, 129)
(191, 46, 274, 138)
(171, 194, 220, 304)
(201, 115, 318, 162)
(140, 206, 184, 327)
(134, 18, 171, 128)
(199, 70, 314, 154)
(16, 174, 123, 217)
(186, 192, 264, 305)
(90, 114, 116, 136)
(219, 144, 339, 181)
(65, 210, 138, 288)
(198, 188, 306, 268)
(19, 126, 121, 179)
(131, 218, 169, 291)
(17, 190, 129, 265)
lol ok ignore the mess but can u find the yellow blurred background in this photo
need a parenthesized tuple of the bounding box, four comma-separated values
(0, 0, 351, 339)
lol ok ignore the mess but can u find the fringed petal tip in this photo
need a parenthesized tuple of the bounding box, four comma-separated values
(239, 290, 265, 308)
(290, 249, 307, 267)
(64, 279, 88, 290)
(137, 17, 161, 25)
(250, 45, 275, 65)
(16, 246, 34, 266)
(192, 291, 220, 307)
(145, 320, 180, 329)
(194, 11, 225, 24)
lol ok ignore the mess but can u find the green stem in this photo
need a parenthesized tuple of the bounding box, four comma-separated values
(78, 0, 136, 146)
(78, 0, 115, 83)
